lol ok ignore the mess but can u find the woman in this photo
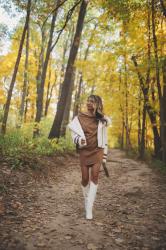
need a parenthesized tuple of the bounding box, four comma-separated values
(68, 95, 110, 220)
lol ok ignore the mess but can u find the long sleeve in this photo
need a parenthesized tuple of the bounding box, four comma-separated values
(104, 116, 111, 127)
(71, 130, 80, 145)
(70, 128, 86, 148)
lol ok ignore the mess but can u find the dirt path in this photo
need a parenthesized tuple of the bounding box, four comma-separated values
(0, 149, 166, 250)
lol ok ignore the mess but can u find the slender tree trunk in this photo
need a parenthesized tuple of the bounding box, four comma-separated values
(31, 102, 35, 121)
(160, 0, 166, 17)
(57, 26, 73, 104)
(139, 0, 151, 159)
(138, 88, 141, 148)
(57, 51, 67, 103)
(122, 21, 132, 152)
(60, 18, 86, 136)
(119, 69, 125, 149)
(121, 114, 125, 149)
(24, 86, 29, 123)
(152, 0, 162, 141)
(73, 23, 97, 117)
(60, 67, 76, 136)
(124, 55, 132, 151)
(49, 0, 89, 139)
(19, 22, 30, 125)
(124, 55, 130, 152)
(57, 26, 76, 135)
(140, 101, 147, 159)
(73, 73, 83, 117)
(131, 55, 162, 158)
(1, 0, 31, 134)
(152, 0, 163, 160)
(90, 84, 95, 94)
(44, 81, 56, 117)
(36, 27, 46, 110)
(161, 57, 166, 163)
(34, 0, 60, 137)
(44, 58, 52, 117)
(152, 0, 162, 101)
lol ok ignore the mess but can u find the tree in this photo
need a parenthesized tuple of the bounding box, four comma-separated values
(49, 0, 89, 139)
(19, 20, 30, 124)
(34, 0, 61, 137)
(131, 55, 162, 159)
(161, 57, 166, 163)
(1, 0, 31, 134)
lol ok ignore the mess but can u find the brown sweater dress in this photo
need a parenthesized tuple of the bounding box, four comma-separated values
(77, 112, 104, 166)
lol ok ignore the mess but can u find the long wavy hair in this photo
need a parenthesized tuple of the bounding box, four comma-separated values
(88, 95, 107, 123)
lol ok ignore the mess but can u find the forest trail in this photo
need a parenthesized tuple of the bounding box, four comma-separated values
(0, 149, 166, 250)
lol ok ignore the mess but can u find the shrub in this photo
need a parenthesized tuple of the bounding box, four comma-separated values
(0, 121, 75, 169)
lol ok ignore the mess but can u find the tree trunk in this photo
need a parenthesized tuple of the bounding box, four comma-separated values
(49, 0, 89, 139)
(90, 85, 95, 95)
(152, 0, 162, 99)
(161, 57, 166, 163)
(118, 69, 124, 149)
(160, 0, 166, 17)
(122, 21, 132, 152)
(73, 73, 83, 117)
(138, 88, 141, 148)
(44, 58, 52, 117)
(24, 86, 29, 123)
(56, 23, 75, 123)
(131, 55, 162, 158)
(57, 26, 73, 104)
(1, 0, 31, 134)
(152, 0, 162, 145)
(152, 0, 163, 159)
(73, 23, 97, 118)
(35, 26, 46, 117)
(60, 67, 76, 136)
(34, 0, 60, 137)
(124, 55, 130, 152)
(139, 101, 147, 159)
(121, 115, 125, 149)
(44, 81, 55, 117)
(19, 21, 30, 125)
(56, 25, 76, 135)
(139, 0, 151, 159)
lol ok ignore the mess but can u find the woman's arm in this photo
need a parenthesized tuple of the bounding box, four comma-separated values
(70, 130, 86, 147)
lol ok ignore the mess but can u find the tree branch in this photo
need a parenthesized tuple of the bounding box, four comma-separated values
(50, 0, 82, 52)
(41, 0, 68, 30)
(160, 0, 166, 17)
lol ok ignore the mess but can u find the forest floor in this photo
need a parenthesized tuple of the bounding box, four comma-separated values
(0, 149, 166, 250)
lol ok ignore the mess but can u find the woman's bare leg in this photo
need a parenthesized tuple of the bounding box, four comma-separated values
(91, 162, 101, 184)
(81, 164, 90, 186)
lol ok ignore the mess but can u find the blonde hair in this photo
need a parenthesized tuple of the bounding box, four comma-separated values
(88, 95, 105, 121)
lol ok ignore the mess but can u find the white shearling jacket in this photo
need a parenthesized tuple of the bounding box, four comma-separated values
(68, 116, 110, 163)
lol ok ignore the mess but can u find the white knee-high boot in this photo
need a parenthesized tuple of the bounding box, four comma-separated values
(86, 181, 98, 220)
(81, 184, 89, 211)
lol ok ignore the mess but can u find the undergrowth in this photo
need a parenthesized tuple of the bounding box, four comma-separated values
(118, 145, 166, 172)
(0, 119, 75, 169)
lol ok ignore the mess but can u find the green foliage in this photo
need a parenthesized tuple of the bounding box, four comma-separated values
(0, 120, 75, 169)
(32, 134, 75, 156)
(151, 159, 166, 172)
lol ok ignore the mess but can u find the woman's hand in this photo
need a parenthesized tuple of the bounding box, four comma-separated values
(81, 139, 86, 145)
